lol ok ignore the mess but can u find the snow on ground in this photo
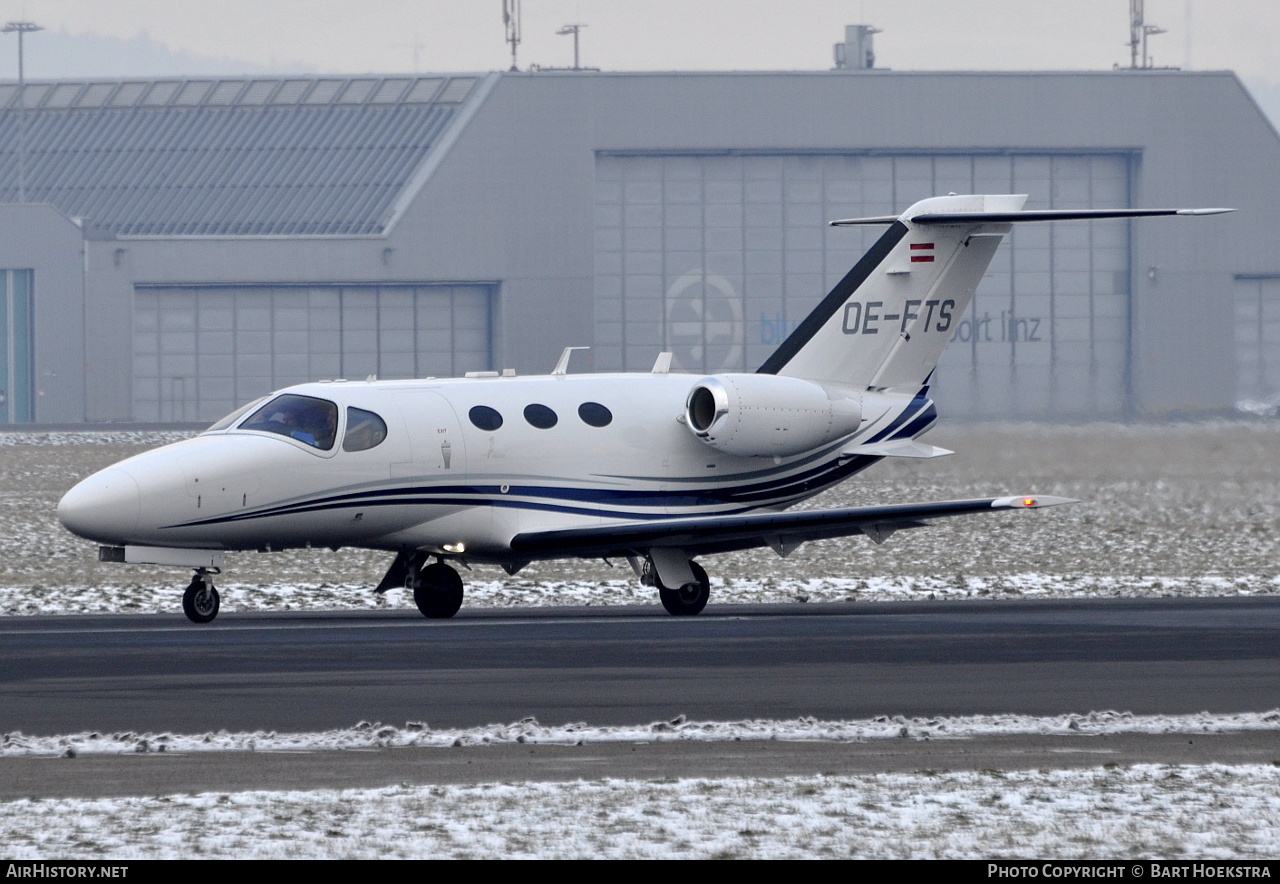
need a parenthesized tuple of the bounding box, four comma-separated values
(5, 423, 1280, 614)
(5, 764, 1280, 859)
(4, 713, 1280, 857)
(1238, 395, 1280, 418)
(5, 573, 1280, 617)
(4, 424, 1280, 857)
(5, 710, 1280, 758)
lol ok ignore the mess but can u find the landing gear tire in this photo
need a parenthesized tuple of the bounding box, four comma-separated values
(414, 562, 464, 619)
(658, 561, 710, 616)
(182, 575, 220, 624)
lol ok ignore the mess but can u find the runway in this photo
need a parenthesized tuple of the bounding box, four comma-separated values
(3, 597, 1277, 735)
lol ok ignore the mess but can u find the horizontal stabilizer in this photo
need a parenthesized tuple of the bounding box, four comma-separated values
(842, 439, 954, 459)
(910, 207, 1234, 225)
(509, 494, 1078, 560)
(832, 207, 1234, 226)
(827, 214, 902, 226)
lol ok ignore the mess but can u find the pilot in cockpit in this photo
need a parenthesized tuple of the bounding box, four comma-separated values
(243, 395, 339, 449)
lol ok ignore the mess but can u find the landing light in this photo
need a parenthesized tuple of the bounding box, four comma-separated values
(444, 542, 467, 554)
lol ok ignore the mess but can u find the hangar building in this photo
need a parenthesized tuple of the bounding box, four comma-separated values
(0, 68, 1275, 424)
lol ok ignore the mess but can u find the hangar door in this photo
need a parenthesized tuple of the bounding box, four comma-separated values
(594, 152, 1133, 419)
(133, 284, 493, 422)
(1234, 275, 1280, 412)
(0, 269, 34, 423)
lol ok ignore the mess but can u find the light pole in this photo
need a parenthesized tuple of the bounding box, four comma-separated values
(3, 21, 42, 203)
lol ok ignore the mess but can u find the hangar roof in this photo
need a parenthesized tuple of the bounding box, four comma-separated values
(0, 74, 491, 236)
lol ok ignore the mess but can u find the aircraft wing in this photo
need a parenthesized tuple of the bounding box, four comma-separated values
(508, 494, 1076, 560)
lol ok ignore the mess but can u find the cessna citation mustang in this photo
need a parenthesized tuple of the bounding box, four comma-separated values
(58, 194, 1231, 623)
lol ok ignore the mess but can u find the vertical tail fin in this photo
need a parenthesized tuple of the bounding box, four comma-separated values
(757, 194, 1027, 389)
(758, 195, 1232, 390)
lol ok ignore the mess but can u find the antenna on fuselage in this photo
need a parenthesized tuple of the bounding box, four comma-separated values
(552, 346, 589, 375)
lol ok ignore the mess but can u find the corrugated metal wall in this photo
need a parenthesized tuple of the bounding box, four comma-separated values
(133, 284, 493, 422)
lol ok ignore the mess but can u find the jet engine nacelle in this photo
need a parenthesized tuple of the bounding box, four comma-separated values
(683, 374, 862, 457)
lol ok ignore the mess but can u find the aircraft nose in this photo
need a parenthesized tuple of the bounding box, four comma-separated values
(57, 468, 141, 544)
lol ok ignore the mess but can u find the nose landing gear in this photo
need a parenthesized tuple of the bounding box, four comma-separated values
(182, 568, 221, 623)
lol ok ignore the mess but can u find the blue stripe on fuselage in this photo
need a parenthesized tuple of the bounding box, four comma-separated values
(164, 395, 931, 531)
(163, 450, 888, 530)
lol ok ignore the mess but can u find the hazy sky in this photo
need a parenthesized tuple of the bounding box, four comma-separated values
(0, 1, 1275, 82)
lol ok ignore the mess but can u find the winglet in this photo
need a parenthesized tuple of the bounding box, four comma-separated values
(991, 495, 1079, 509)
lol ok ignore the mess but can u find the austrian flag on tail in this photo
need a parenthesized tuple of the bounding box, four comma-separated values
(910, 242, 935, 262)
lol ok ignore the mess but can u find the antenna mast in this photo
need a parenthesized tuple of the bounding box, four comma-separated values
(557, 24, 586, 71)
(503, 0, 521, 71)
(1128, 0, 1166, 69)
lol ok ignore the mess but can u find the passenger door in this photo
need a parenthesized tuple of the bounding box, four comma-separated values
(393, 389, 468, 481)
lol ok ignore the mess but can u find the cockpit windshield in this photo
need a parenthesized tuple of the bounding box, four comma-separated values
(239, 394, 339, 450)
(204, 396, 268, 433)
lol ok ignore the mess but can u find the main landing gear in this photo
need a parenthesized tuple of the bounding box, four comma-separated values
(375, 551, 466, 619)
(642, 557, 711, 616)
(412, 560, 465, 619)
(182, 568, 220, 624)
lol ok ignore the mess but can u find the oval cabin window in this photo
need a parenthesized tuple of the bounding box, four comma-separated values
(523, 403, 558, 429)
(577, 402, 613, 427)
(468, 405, 504, 431)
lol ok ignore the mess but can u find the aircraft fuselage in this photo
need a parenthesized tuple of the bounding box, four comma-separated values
(58, 373, 926, 566)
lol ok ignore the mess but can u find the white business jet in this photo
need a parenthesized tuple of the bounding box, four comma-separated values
(57, 194, 1231, 623)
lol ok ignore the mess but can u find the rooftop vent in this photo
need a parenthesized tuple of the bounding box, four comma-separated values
(833, 24, 880, 71)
